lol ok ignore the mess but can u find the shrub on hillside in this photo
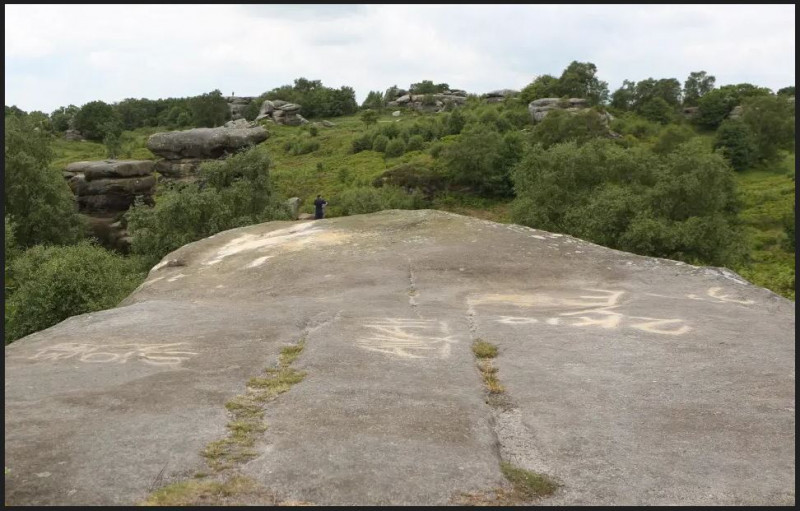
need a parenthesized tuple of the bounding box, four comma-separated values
(713, 119, 758, 170)
(441, 124, 522, 196)
(384, 138, 407, 158)
(406, 134, 425, 152)
(125, 148, 290, 267)
(4, 115, 86, 247)
(73, 100, 122, 141)
(4, 241, 146, 344)
(284, 134, 320, 155)
(652, 124, 697, 155)
(372, 134, 389, 153)
(372, 163, 446, 198)
(529, 109, 607, 148)
(511, 138, 744, 266)
(351, 132, 374, 153)
(332, 186, 425, 216)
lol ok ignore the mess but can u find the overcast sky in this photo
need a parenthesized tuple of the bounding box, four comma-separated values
(5, 4, 796, 113)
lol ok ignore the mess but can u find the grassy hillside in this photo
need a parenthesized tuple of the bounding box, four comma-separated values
(48, 112, 794, 300)
(732, 152, 795, 299)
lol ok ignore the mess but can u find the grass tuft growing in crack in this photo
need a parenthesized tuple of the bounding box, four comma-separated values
(500, 461, 560, 499)
(472, 339, 504, 394)
(201, 339, 308, 472)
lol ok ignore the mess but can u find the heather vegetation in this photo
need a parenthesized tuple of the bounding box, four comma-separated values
(4, 63, 795, 343)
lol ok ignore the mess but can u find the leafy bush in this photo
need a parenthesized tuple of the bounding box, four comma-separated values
(713, 119, 758, 170)
(264, 78, 357, 119)
(406, 134, 425, 151)
(529, 109, 607, 148)
(189, 89, 230, 128)
(332, 186, 424, 216)
(511, 138, 743, 266)
(4, 115, 86, 247)
(4, 241, 146, 344)
(652, 124, 696, 155)
(351, 132, 374, 153)
(372, 134, 389, 153)
(126, 147, 290, 267)
(384, 138, 407, 158)
(372, 163, 446, 198)
(441, 124, 522, 196)
(73, 100, 122, 141)
(739, 94, 795, 164)
(360, 109, 379, 126)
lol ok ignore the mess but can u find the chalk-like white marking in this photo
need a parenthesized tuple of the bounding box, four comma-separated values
(204, 223, 321, 266)
(167, 273, 186, 282)
(246, 256, 272, 269)
(531, 235, 546, 240)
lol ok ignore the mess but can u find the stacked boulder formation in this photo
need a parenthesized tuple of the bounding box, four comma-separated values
(385, 88, 468, 113)
(64, 160, 156, 251)
(255, 100, 308, 126)
(528, 97, 614, 124)
(225, 96, 256, 120)
(147, 125, 269, 179)
(482, 89, 519, 103)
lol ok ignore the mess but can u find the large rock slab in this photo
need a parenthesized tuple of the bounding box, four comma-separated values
(4, 210, 794, 506)
(146, 126, 269, 160)
(65, 160, 154, 181)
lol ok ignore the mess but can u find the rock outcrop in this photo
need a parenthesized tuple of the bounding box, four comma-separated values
(482, 89, 519, 103)
(63, 160, 156, 251)
(255, 99, 309, 126)
(4, 210, 794, 506)
(385, 89, 468, 113)
(225, 96, 256, 120)
(527, 97, 613, 125)
(146, 125, 268, 178)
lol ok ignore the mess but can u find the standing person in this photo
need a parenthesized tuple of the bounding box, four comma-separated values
(314, 194, 328, 219)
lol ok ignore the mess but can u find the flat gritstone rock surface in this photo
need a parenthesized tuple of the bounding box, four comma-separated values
(4, 210, 795, 505)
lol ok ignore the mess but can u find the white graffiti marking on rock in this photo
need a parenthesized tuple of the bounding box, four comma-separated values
(356, 318, 459, 359)
(29, 343, 198, 366)
(479, 288, 691, 336)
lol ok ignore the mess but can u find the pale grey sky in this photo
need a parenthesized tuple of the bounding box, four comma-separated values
(4, 4, 796, 113)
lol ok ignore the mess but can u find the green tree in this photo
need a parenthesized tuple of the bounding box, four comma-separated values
(776, 86, 795, 97)
(713, 119, 758, 170)
(384, 138, 407, 158)
(682, 71, 716, 107)
(652, 124, 696, 155)
(610, 80, 636, 111)
(520, 74, 561, 104)
(557, 61, 609, 105)
(4, 241, 145, 344)
(638, 96, 675, 124)
(50, 105, 79, 132)
(4, 115, 86, 247)
(73, 100, 122, 141)
(739, 94, 795, 163)
(125, 147, 290, 267)
(694, 88, 739, 130)
(528, 109, 607, 148)
(441, 124, 520, 196)
(360, 109, 379, 126)
(361, 90, 385, 110)
(511, 138, 742, 266)
(189, 89, 230, 127)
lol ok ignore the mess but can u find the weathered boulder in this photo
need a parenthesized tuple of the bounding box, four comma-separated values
(321, 120, 335, 127)
(728, 105, 744, 120)
(285, 197, 301, 219)
(484, 89, 519, 103)
(224, 118, 255, 129)
(154, 158, 207, 178)
(81, 176, 156, 197)
(64, 129, 85, 141)
(146, 126, 269, 160)
(65, 160, 155, 181)
(395, 94, 412, 104)
(528, 97, 594, 122)
(392, 110, 402, 117)
(4, 210, 794, 506)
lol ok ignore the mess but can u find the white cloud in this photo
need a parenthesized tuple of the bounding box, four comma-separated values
(4, 4, 795, 113)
